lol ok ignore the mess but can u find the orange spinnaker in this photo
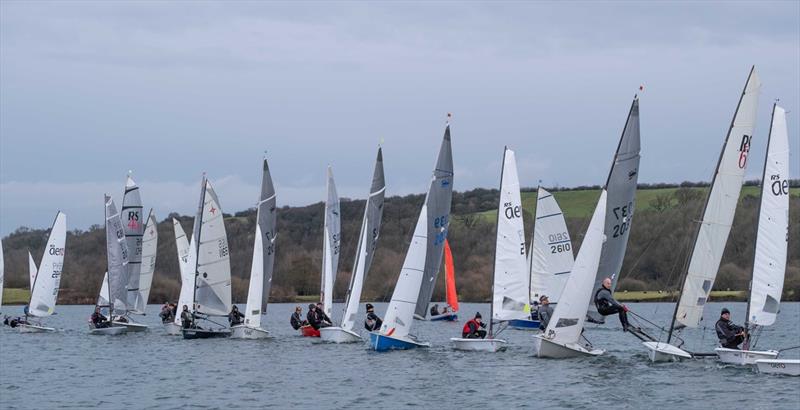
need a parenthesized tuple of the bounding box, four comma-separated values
(444, 239, 459, 312)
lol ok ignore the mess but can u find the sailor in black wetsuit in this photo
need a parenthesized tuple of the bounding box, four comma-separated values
(594, 277, 630, 331)
(91, 306, 110, 328)
(364, 303, 383, 331)
(315, 302, 332, 328)
(715, 308, 746, 349)
(430, 304, 440, 316)
(538, 295, 553, 330)
(180, 305, 194, 329)
(290, 306, 307, 330)
(228, 305, 244, 326)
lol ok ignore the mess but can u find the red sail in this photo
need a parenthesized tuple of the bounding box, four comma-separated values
(444, 239, 459, 312)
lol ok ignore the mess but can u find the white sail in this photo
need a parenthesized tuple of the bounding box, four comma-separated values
(27, 212, 67, 317)
(340, 147, 385, 331)
(675, 67, 760, 329)
(121, 175, 144, 311)
(28, 251, 38, 292)
(136, 210, 158, 313)
(244, 225, 265, 328)
(320, 166, 341, 318)
(748, 104, 790, 327)
(193, 179, 232, 316)
(529, 187, 574, 303)
(97, 272, 126, 312)
(104, 197, 130, 316)
(542, 191, 607, 345)
(492, 148, 530, 322)
(173, 218, 193, 325)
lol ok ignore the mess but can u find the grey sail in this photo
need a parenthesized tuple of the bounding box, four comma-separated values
(121, 175, 144, 312)
(105, 195, 130, 316)
(587, 97, 641, 323)
(414, 125, 455, 318)
(258, 159, 277, 314)
(340, 147, 386, 330)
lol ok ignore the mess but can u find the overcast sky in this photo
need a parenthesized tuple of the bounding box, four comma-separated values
(1, 1, 798, 235)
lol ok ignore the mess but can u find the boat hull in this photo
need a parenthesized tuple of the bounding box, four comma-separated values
(429, 313, 458, 322)
(89, 326, 128, 336)
(18, 324, 56, 333)
(369, 332, 430, 351)
(113, 321, 149, 333)
(755, 359, 800, 376)
(230, 324, 271, 339)
(508, 318, 540, 330)
(182, 328, 231, 339)
(319, 327, 362, 343)
(715, 347, 778, 365)
(533, 335, 603, 358)
(642, 342, 692, 362)
(450, 338, 507, 352)
(163, 322, 182, 336)
(300, 325, 321, 337)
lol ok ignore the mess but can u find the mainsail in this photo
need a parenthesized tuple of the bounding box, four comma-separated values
(382, 125, 453, 337)
(104, 197, 130, 317)
(121, 175, 144, 312)
(413, 125, 454, 318)
(529, 187, 574, 304)
(320, 166, 341, 318)
(587, 97, 640, 323)
(136, 210, 158, 313)
(673, 67, 760, 330)
(747, 103, 789, 327)
(492, 147, 530, 322)
(192, 178, 232, 317)
(244, 158, 278, 327)
(172, 218, 193, 326)
(340, 147, 385, 332)
(542, 191, 607, 345)
(27, 212, 67, 317)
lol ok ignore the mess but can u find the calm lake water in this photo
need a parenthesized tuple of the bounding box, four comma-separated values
(1, 302, 798, 409)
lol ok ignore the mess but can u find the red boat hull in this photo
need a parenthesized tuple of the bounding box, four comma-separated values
(300, 325, 320, 337)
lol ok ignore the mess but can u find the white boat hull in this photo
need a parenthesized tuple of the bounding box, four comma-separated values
(230, 324, 271, 339)
(533, 335, 603, 358)
(319, 326, 362, 343)
(163, 322, 182, 336)
(715, 347, 778, 365)
(755, 359, 800, 376)
(18, 324, 56, 333)
(89, 326, 128, 336)
(642, 342, 692, 362)
(450, 338, 507, 352)
(114, 321, 149, 333)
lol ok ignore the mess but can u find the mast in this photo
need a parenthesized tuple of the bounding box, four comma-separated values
(526, 183, 540, 303)
(191, 174, 207, 317)
(489, 147, 508, 338)
(744, 102, 776, 335)
(667, 66, 755, 344)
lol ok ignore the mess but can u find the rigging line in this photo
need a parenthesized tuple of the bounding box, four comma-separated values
(778, 345, 800, 353)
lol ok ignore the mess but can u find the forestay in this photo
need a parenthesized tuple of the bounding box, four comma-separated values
(587, 97, 640, 322)
(104, 197, 130, 316)
(675, 68, 760, 329)
(340, 147, 385, 331)
(492, 148, 530, 322)
(529, 187, 574, 304)
(27, 212, 67, 317)
(748, 104, 790, 327)
(136, 210, 158, 314)
(321, 166, 341, 318)
(413, 126, 454, 318)
(193, 179, 232, 317)
(542, 191, 607, 345)
(121, 176, 144, 312)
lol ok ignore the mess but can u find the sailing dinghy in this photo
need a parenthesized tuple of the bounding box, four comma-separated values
(755, 359, 800, 376)
(165, 218, 192, 335)
(429, 239, 459, 321)
(182, 176, 233, 339)
(90, 196, 130, 336)
(231, 158, 277, 339)
(533, 191, 607, 358)
(302, 166, 340, 338)
(320, 148, 385, 343)
(643, 67, 760, 362)
(370, 122, 453, 351)
(17, 212, 67, 333)
(715, 103, 789, 365)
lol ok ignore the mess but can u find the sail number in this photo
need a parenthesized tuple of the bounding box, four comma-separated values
(551, 243, 571, 254)
(433, 215, 449, 245)
(503, 202, 522, 219)
(770, 174, 789, 196)
(612, 202, 633, 238)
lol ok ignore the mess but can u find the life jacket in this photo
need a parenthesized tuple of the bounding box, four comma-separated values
(462, 318, 480, 335)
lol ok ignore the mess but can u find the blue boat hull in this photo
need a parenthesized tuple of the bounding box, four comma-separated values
(430, 313, 458, 322)
(508, 319, 540, 329)
(369, 332, 429, 351)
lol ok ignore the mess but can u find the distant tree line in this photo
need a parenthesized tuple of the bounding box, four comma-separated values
(2, 185, 798, 304)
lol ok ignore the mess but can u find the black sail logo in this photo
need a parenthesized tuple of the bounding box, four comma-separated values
(738, 134, 751, 169)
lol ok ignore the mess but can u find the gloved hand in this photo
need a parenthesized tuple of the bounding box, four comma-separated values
(622, 305, 630, 312)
